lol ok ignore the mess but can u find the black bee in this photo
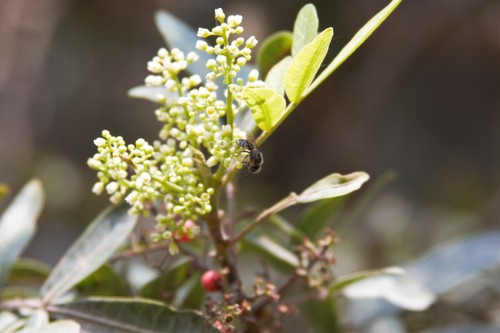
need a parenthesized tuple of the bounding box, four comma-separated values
(236, 133, 264, 174)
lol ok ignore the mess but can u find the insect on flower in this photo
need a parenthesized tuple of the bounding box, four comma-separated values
(236, 133, 264, 174)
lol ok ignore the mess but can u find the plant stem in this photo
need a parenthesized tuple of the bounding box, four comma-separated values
(204, 188, 243, 298)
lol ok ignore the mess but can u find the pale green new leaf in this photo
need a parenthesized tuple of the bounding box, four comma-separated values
(285, 27, 333, 104)
(298, 171, 370, 203)
(50, 297, 219, 333)
(254, 172, 369, 223)
(0, 180, 44, 287)
(307, 0, 402, 95)
(242, 87, 286, 131)
(265, 56, 292, 96)
(41, 206, 138, 304)
(243, 233, 299, 271)
(292, 4, 319, 57)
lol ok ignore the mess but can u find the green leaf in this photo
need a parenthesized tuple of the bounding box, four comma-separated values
(50, 297, 218, 333)
(284, 27, 333, 104)
(242, 87, 286, 131)
(172, 273, 205, 310)
(306, 0, 403, 95)
(257, 31, 293, 76)
(21, 320, 81, 333)
(127, 85, 170, 104)
(294, 198, 344, 243)
(9, 259, 51, 282)
(298, 171, 370, 203)
(261, 172, 369, 217)
(242, 233, 299, 271)
(0, 180, 44, 288)
(40, 206, 138, 304)
(75, 265, 129, 297)
(140, 257, 191, 301)
(329, 266, 405, 296)
(299, 297, 340, 333)
(292, 4, 319, 57)
(265, 56, 292, 96)
(268, 214, 306, 243)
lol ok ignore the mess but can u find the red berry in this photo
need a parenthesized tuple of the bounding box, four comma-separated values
(174, 220, 196, 243)
(201, 270, 223, 292)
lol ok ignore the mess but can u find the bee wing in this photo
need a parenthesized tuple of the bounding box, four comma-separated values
(245, 132, 258, 148)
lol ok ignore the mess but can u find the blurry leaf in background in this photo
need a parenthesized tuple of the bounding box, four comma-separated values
(172, 273, 205, 310)
(2, 259, 52, 299)
(41, 206, 138, 304)
(0, 183, 10, 200)
(299, 296, 340, 333)
(20, 320, 81, 333)
(265, 56, 292, 97)
(154, 10, 252, 81)
(257, 31, 293, 76)
(0, 311, 24, 333)
(242, 232, 299, 272)
(291, 3, 319, 57)
(17, 309, 49, 332)
(75, 265, 128, 297)
(140, 257, 192, 302)
(346, 232, 500, 328)
(330, 266, 405, 296)
(154, 10, 209, 78)
(128, 85, 171, 104)
(0, 180, 44, 288)
(50, 297, 218, 333)
(293, 197, 344, 244)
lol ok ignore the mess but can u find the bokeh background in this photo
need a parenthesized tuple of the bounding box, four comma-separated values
(0, 0, 498, 306)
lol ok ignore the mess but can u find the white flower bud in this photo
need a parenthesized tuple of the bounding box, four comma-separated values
(106, 181, 119, 194)
(197, 28, 211, 38)
(196, 41, 208, 52)
(186, 51, 199, 62)
(227, 15, 242, 27)
(189, 75, 202, 86)
(92, 182, 104, 195)
(206, 156, 218, 167)
(249, 69, 259, 82)
(216, 54, 226, 65)
(206, 59, 217, 69)
(246, 36, 258, 48)
(93, 137, 106, 147)
(214, 8, 225, 22)
(158, 48, 168, 57)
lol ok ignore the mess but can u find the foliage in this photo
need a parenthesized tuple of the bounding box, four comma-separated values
(18, 2, 500, 333)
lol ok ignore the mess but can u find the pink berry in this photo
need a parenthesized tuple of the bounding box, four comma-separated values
(174, 220, 196, 243)
(201, 270, 223, 292)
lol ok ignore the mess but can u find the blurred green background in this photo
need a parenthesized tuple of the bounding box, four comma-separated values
(0, 0, 498, 279)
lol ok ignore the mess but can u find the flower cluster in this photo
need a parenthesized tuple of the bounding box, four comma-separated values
(88, 8, 262, 247)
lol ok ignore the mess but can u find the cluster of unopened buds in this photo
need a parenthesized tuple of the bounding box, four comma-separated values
(87, 7, 263, 251)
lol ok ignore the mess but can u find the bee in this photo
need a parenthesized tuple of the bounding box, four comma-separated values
(236, 133, 264, 174)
